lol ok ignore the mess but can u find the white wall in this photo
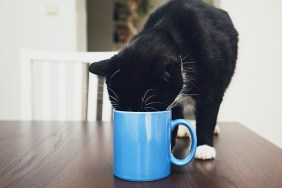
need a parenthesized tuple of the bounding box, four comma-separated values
(0, 0, 83, 119)
(218, 0, 282, 148)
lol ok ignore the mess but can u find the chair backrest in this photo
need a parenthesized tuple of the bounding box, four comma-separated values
(20, 49, 117, 121)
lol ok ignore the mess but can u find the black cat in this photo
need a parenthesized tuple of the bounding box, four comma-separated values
(89, 0, 238, 160)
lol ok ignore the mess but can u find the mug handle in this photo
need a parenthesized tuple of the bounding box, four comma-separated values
(170, 119, 197, 166)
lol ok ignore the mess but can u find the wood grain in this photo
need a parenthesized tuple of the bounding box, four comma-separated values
(0, 121, 281, 188)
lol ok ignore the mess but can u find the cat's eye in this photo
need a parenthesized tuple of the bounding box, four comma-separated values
(163, 71, 171, 83)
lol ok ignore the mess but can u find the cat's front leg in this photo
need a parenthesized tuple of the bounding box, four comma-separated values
(171, 105, 184, 149)
(194, 97, 222, 160)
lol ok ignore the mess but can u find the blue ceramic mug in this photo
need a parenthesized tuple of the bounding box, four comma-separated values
(113, 110, 197, 181)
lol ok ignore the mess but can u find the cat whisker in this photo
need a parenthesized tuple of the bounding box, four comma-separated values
(143, 89, 155, 101)
(182, 54, 190, 61)
(188, 81, 200, 91)
(110, 69, 120, 78)
(142, 89, 156, 107)
(180, 86, 193, 94)
(145, 101, 166, 107)
(143, 95, 156, 104)
(183, 61, 195, 64)
(107, 87, 120, 100)
(109, 94, 119, 103)
(110, 100, 119, 105)
(180, 54, 194, 63)
(144, 107, 159, 112)
(185, 67, 197, 73)
(110, 102, 119, 109)
(111, 102, 119, 107)
(167, 95, 190, 110)
(168, 100, 184, 110)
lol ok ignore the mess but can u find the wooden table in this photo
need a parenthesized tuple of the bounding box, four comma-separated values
(0, 121, 281, 188)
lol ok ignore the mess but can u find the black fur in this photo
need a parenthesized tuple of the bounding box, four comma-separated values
(89, 0, 238, 148)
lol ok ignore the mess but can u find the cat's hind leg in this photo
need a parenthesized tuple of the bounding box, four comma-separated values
(194, 97, 222, 160)
(171, 105, 184, 149)
(177, 122, 219, 160)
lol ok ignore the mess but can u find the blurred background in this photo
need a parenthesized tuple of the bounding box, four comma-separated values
(0, 0, 281, 148)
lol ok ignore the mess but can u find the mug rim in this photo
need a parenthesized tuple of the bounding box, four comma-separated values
(113, 109, 171, 114)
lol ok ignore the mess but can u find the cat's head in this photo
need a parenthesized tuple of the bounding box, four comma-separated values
(89, 33, 183, 111)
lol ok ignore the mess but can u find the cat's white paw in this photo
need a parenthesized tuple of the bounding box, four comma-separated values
(177, 124, 191, 137)
(214, 124, 220, 135)
(195, 145, 216, 160)
(177, 120, 196, 138)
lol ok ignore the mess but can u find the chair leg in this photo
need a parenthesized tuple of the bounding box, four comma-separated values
(96, 76, 104, 121)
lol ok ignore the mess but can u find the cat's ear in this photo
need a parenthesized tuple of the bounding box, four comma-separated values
(89, 59, 112, 77)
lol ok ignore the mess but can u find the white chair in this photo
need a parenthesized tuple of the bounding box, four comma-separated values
(20, 49, 117, 121)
